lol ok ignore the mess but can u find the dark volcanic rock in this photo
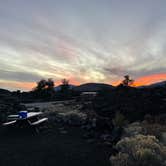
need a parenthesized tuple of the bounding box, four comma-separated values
(0, 89, 24, 123)
(93, 86, 166, 122)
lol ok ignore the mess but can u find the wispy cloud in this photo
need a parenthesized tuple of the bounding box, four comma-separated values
(0, 0, 166, 90)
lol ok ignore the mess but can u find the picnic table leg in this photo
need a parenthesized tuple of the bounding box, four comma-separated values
(34, 126, 39, 134)
(27, 120, 39, 134)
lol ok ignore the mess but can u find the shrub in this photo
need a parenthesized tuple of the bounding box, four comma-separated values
(111, 152, 129, 166)
(142, 122, 166, 140)
(124, 122, 143, 137)
(110, 135, 166, 166)
(112, 112, 128, 128)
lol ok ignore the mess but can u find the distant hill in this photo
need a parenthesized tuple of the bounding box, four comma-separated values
(73, 83, 114, 92)
(148, 81, 166, 88)
(138, 81, 166, 89)
(0, 88, 11, 96)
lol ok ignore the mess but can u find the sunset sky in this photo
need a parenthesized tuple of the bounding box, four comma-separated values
(0, 0, 166, 91)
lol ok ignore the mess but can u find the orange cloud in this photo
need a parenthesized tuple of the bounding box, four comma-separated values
(134, 73, 166, 86)
(111, 73, 166, 87)
(111, 80, 122, 86)
(0, 81, 36, 91)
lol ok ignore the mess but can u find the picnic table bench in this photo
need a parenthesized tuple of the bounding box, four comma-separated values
(31, 118, 48, 126)
(2, 111, 48, 132)
(3, 120, 17, 126)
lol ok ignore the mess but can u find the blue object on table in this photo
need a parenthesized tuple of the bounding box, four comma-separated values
(19, 111, 28, 119)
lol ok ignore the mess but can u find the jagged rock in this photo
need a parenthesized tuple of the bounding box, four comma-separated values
(82, 130, 96, 139)
(59, 130, 68, 134)
(103, 141, 112, 146)
(100, 134, 112, 141)
(161, 132, 166, 145)
(86, 139, 95, 143)
(0, 96, 21, 123)
(110, 127, 123, 142)
(93, 86, 166, 122)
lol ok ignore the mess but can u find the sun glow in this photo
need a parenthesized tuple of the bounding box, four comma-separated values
(0, 80, 36, 91)
(134, 73, 166, 86)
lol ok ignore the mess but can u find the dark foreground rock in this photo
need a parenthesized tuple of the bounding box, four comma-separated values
(93, 86, 166, 122)
(0, 122, 111, 166)
(0, 90, 25, 123)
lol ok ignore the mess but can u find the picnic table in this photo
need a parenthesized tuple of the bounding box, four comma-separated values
(2, 111, 48, 132)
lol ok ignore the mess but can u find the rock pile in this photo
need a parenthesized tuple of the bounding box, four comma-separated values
(0, 94, 24, 123)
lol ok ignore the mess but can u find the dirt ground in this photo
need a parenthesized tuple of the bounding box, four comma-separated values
(0, 123, 111, 166)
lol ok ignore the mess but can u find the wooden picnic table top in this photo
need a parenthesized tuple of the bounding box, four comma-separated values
(3, 112, 47, 128)
(8, 112, 43, 120)
(25, 112, 42, 119)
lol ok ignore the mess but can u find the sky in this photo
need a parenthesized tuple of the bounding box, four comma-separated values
(0, 0, 166, 91)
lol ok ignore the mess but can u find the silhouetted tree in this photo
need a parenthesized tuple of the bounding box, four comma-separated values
(33, 78, 55, 100)
(61, 79, 69, 93)
(46, 78, 55, 89)
(121, 75, 134, 87)
(35, 79, 47, 91)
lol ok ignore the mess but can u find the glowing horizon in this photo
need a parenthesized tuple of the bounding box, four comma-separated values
(1, 73, 166, 91)
(134, 73, 166, 87)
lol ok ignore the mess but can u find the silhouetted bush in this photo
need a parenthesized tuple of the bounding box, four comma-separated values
(112, 112, 128, 128)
